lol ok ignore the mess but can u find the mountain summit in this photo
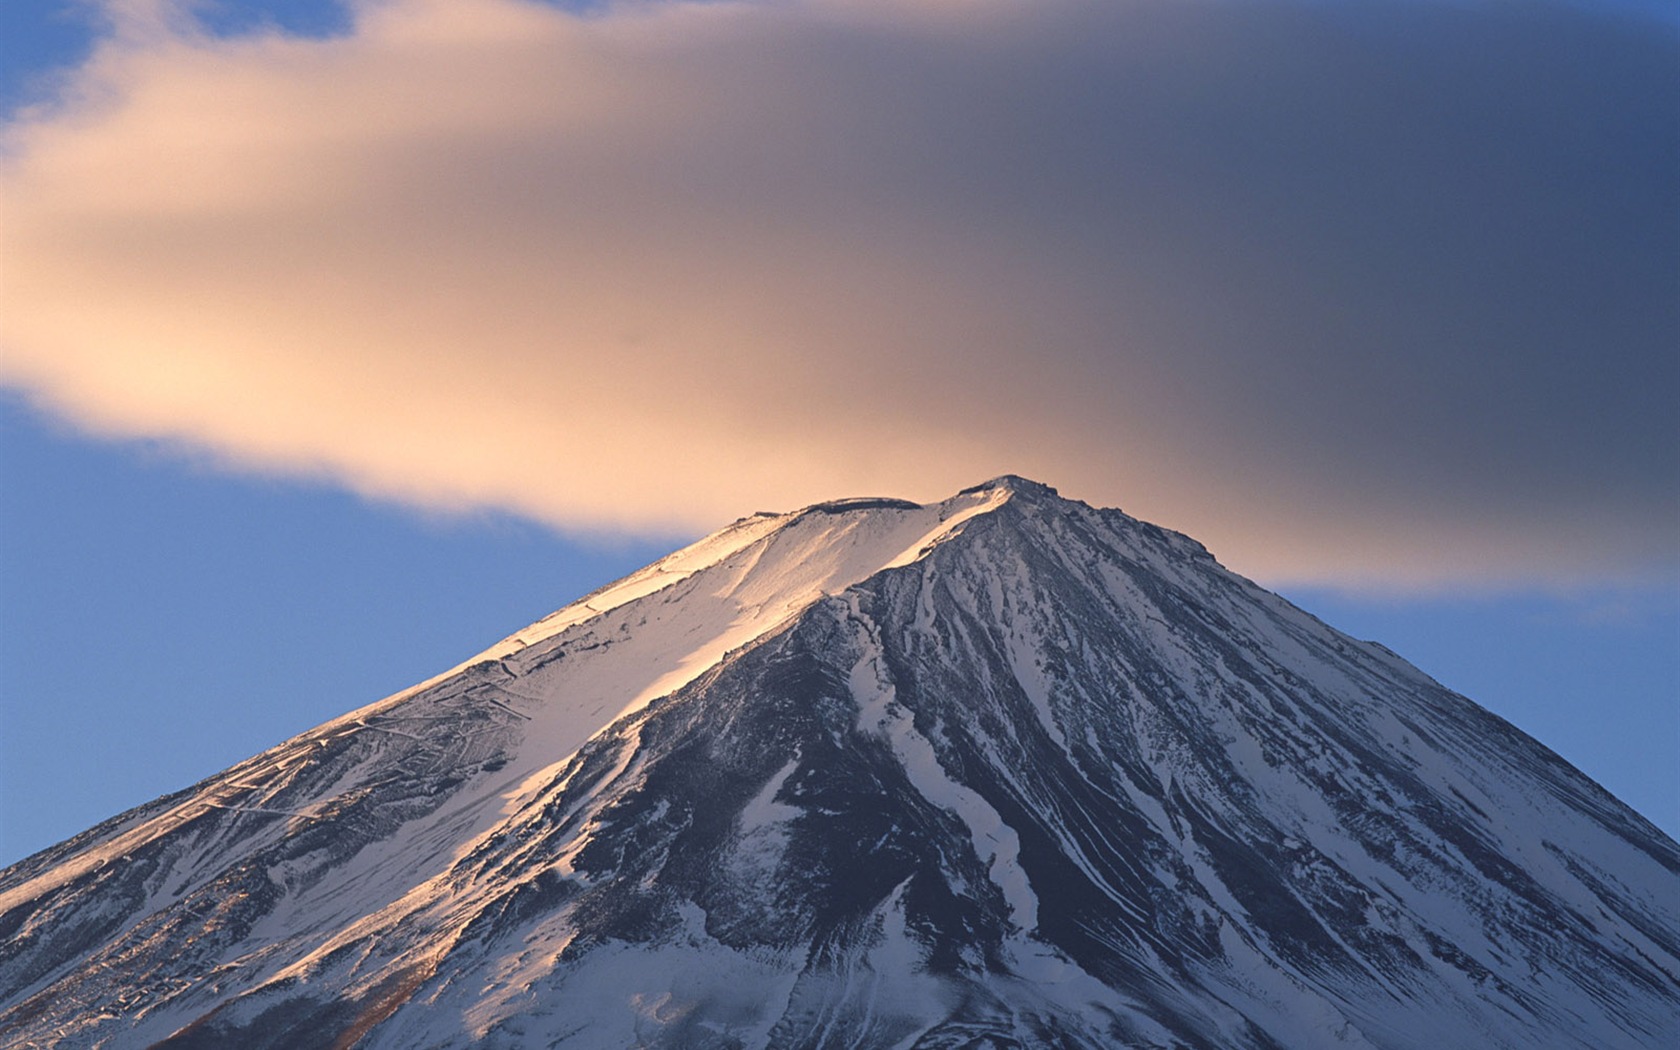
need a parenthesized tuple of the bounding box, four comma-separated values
(3, 478, 1676, 1048)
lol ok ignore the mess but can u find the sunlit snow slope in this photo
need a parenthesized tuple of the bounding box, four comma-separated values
(2, 477, 1676, 1049)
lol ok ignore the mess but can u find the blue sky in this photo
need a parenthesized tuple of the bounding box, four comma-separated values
(1, 0, 1675, 863)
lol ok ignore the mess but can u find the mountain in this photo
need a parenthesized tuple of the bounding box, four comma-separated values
(2, 476, 1676, 1049)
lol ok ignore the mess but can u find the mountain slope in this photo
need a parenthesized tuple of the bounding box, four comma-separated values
(2, 477, 1676, 1049)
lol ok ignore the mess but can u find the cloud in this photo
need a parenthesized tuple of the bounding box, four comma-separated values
(3, 0, 1676, 588)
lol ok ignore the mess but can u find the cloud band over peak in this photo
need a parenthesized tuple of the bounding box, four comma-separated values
(4, 0, 1676, 587)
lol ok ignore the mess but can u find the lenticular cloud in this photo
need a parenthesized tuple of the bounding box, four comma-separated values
(3, 0, 1675, 586)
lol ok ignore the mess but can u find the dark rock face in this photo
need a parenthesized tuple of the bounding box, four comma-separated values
(3, 479, 1677, 1048)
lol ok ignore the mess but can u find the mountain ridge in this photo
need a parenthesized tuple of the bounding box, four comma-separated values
(2, 477, 1676, 1048)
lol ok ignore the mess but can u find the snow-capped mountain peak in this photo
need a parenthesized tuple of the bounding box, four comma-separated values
(2, 479, 1675, 1049)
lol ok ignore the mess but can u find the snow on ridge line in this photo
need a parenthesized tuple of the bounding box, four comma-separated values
(424, 481, 1020, 695)
(442, 482, 1018, 698)
(292, 507, 802, 740)
(504, 483, 1020, 748)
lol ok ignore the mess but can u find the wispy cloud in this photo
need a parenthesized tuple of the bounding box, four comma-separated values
(4, 0, 1675, 587)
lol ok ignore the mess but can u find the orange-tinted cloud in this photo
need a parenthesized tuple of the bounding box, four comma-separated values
(4, 0, 1675, 588)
